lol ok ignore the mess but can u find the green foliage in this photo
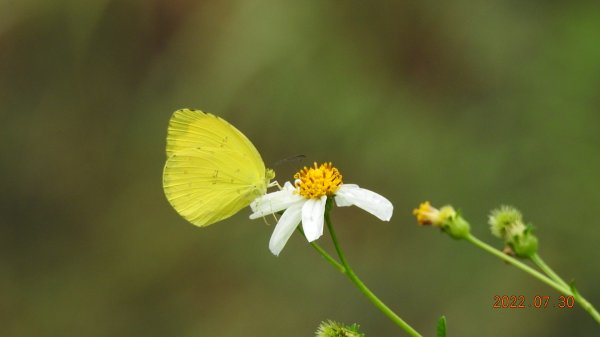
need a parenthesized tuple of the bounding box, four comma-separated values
(437, 316, 447, 337)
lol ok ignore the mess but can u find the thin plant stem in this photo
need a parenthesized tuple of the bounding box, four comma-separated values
(530, 253, 569, 289)
(531, 253, 600, 324)
(309, 241, 345, 273)
(324, 211, 424, 337)
(573, 292, 600, 325)
(297, 227, 345, 273)
(465, 234, 569, 294)
(466, 233, 600, 324)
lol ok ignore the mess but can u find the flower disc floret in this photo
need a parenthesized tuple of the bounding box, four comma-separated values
(488, 205, 538, 257)
(413, 201, 456, 226)
(413, 201, 470, 239)
(489, 205, 523, 238)
(294, 162, 342, 199)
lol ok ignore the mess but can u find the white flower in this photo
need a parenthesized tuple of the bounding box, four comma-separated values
(250, 162, 393, 256)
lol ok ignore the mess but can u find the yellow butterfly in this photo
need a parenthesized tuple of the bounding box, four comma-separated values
(163, 109, 275, 227)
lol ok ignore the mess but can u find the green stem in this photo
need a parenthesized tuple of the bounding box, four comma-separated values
(530, 253, 569, 289)
(464, 234, 569, 294)
(574, 292, 600, 325)
(297, 227, 345, 273)
(323, 211, 424, 337)
(466, 233, 600, 324)
(530, 253, 600, 324)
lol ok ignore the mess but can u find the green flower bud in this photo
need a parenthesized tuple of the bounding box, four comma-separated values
(489, 206, 538, 257)
(489, 206, 523, 239)
(445, 213, 471, 240)
(413, 202, 470, 239)
(509, 226, 538, 258)
(315, 320, 364, 337)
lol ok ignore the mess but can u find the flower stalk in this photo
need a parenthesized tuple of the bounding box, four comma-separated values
(529, 253, 569, 290)
(415, 201, 600, 325)
(464, 233, 568, 294)
(307, 200, 424, 337)
(529, 253, 600, 324)
(466, 233, 600, 324)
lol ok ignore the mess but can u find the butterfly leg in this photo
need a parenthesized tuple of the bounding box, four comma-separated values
(268, 180, 283, 190)
(261, 212, 279, 226)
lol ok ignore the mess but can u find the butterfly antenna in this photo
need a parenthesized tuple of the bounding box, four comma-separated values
(274, 154, 306, 167)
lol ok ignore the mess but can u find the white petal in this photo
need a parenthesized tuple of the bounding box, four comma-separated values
(250, 182, 303, 219)
(335, 184, 393, 221)
(269, 203, 303, 256)
(301, 196, 327, 242)
(334, 184, 359, 206)
(251, 181, 296, 211)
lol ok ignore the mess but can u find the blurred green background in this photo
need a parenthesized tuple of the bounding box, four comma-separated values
(2, 0, 600, 336)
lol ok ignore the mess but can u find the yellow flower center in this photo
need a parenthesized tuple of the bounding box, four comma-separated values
(413, 201, 456, 226)
(413, 201, 437, 225)
(294, 162, 343, 199)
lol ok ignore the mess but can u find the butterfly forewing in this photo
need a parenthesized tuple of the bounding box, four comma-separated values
(166, 109, 265, 172)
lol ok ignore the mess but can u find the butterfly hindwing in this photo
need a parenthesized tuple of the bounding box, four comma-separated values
(163, 147, 267, 227)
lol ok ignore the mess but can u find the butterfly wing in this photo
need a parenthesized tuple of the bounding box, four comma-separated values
(166, 109, 266, 176)
(163, 147, 268, 227)
(163, 109, 270, 227)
